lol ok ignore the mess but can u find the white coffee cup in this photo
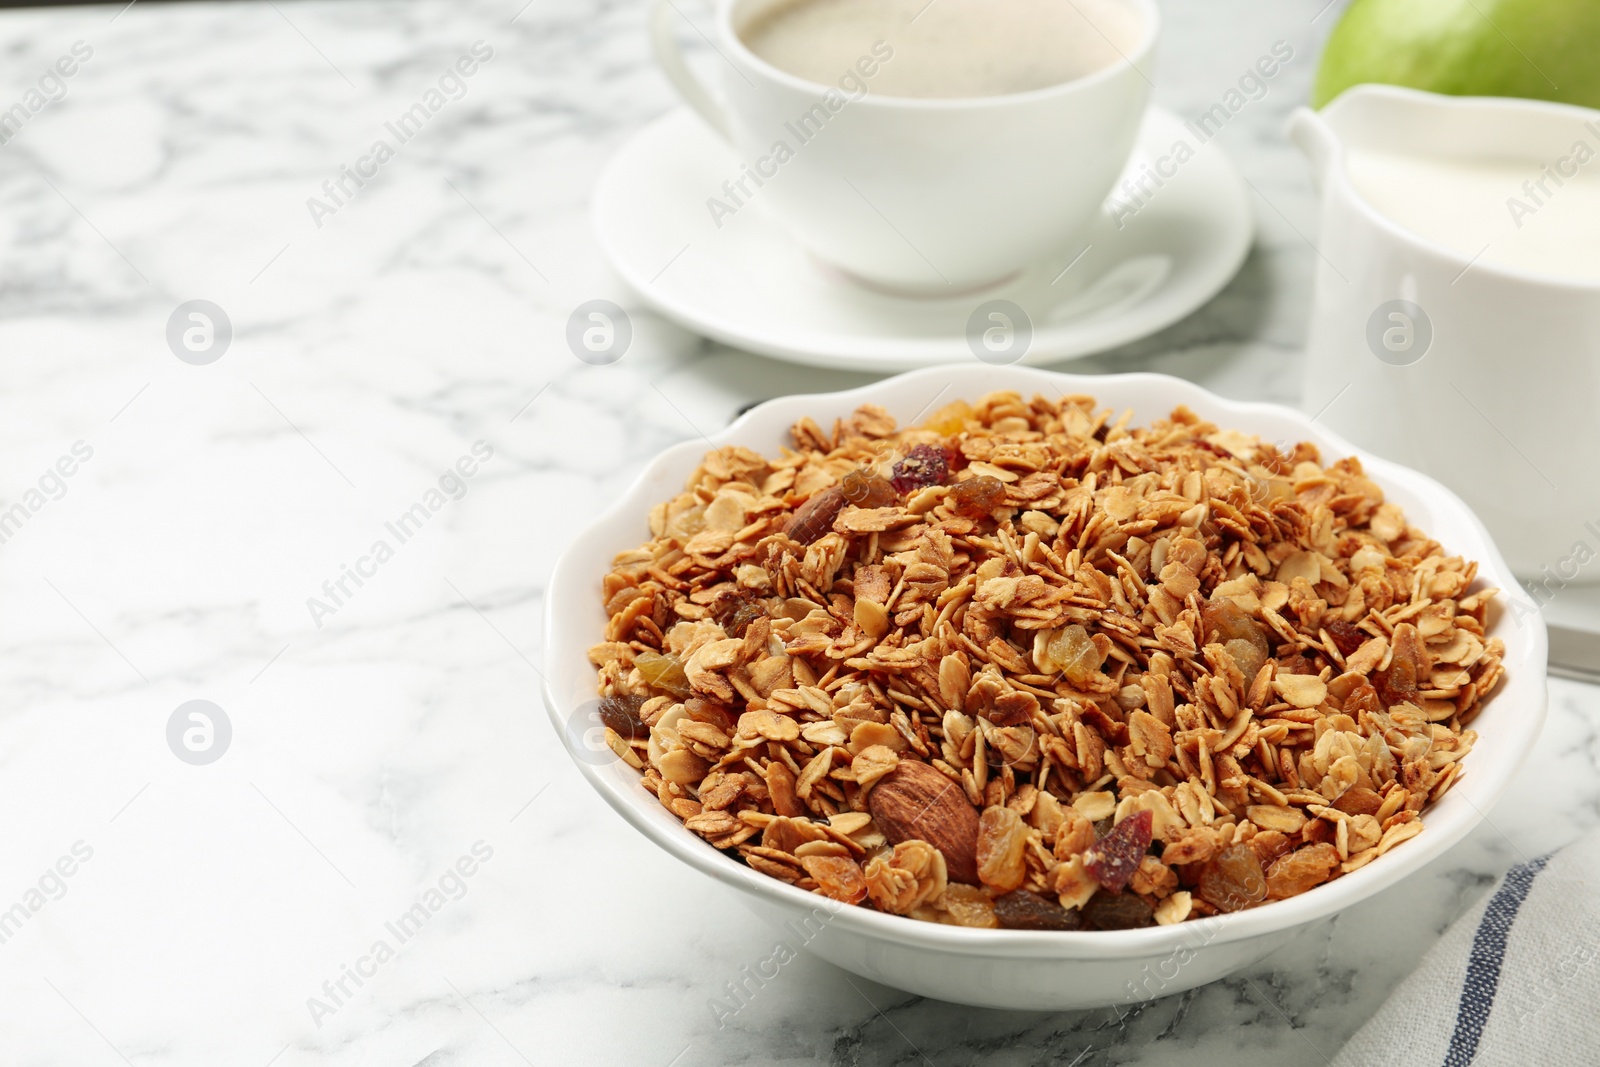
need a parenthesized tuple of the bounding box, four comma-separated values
(650, 0, 1158, 293)
(1291, 85, 1600, 582)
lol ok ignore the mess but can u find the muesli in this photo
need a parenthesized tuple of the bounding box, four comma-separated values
(586, 393, 1503, 929)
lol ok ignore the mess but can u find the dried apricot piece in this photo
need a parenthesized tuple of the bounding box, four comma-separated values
(1081, 809, 1152, 893)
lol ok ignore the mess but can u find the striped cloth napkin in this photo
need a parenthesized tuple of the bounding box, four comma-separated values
(1332, 831, 1600, 1066)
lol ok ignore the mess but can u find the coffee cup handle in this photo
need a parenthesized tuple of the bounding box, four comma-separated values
(650, 0, 733, 141)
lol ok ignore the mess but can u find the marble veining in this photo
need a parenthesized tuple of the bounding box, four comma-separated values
(0, 0, 1593, 1064)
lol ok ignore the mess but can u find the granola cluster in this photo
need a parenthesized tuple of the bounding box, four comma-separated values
(586, 392, 1504, 930)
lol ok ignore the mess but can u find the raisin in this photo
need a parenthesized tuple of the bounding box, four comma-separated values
(1082, 809, 1152, 893)
(1373, 667, 1417, 710)
(1333, 786, 1383, 816)
(840, 469, 899, 508)
(1043, 624, 1106, 686)
(1197, 843, 1267, 913)
(785, 486, 847, 545)
(936, 884, 999, 928)
(995, 889, 1082, 931)
(1344, 680, 1383, 718)
(976, 806, 1030, 892)
(1082, 890, 1154, 930)
(1201, 597, 1271, 660)
(799, 855, 868, 905)
(1277, 652, 1315, 677)
(1264, 843, 1340, 900)
(889, 443, 950, 495)
(948, 475, 1007, 519)
(597, 693, 648, 739)
(923, 400, 972, 435)
(1225, 638, 1267, 688)
(636, 649, 692, 698)
(1324, 618, 1367, 657)
(713, 593, 765, 638)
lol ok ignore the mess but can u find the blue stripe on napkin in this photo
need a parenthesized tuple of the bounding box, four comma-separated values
(1442, 855, 1551, 1067)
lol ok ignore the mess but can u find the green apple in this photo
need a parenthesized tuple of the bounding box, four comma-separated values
(1313, 0, 1600, 109)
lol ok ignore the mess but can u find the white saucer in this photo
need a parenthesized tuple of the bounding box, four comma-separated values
(592, 106, 1253, 372)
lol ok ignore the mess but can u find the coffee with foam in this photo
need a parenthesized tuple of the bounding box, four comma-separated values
(740, 0, 1144, 100)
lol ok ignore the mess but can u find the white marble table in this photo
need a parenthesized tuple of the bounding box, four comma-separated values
(0, 0, 1593, 1064)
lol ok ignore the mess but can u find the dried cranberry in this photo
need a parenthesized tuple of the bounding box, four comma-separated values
(1082, 890, 1154, 930)
(994, 889, 1082, 931)
(840, 469, 899, 508)
(1082, 809, 1152, 893)
(597, 693, 648, 739)
(948, 475, 1007, 519)
(889, 444, 950, 495)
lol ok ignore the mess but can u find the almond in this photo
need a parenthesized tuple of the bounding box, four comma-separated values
(867, 760, 980, 884)
(784, 486, 846, 545)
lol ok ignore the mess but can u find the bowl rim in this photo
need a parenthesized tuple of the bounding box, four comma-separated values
(541, 365, 1547, 960)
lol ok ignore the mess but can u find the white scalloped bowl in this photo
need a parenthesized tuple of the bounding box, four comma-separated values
(541, 365, 1546, 1010)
